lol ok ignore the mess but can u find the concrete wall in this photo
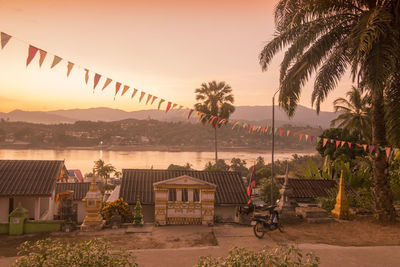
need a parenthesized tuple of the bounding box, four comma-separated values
(14, 197, 36, 220)
(141, 205, 155, 222)
(215, 205, 238, 222)
(23, 221, 61, 234)
(0, 222, 8, 234)
(0, 198, 9, 222)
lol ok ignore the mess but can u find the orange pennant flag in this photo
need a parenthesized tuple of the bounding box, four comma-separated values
(131, 88, 138, 99)
(171, 103, 178, 110)
(38, 49, 47, 67)
(66, 62, 74, 77)
(93, 73, 101, 90)
(146, 94, 152, 105)
(299, 133, 303, 141)
(386, 147, 391, 158)
(341, 141, 345, 147)
(362, 144, 367, 151)
(1, 32, 11, 49)
(51, 55, 62, 68)
(84, 69, 89, 84)
(121, 85, 130, 96)
(287, 130, 290, 136)
(151, 95, 158, 105)
(115, 82, 121, 97)
(178, 105, 183, 110)
(139, 91, 146, 103)
(26, 45, 38, 67)
(305, 134, 309, 141)
(102, 78, 112, 90)
(323, 138, 328, 147)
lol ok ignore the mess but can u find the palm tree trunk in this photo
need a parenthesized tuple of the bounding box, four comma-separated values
(214, 127, 218, 164)
(371, 89, 395, 222)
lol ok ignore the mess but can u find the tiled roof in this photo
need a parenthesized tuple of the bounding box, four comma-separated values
(55, 182, 92, 200)
(276, 177, 356, 199)
(0, 160, 64, 196)
(120, 169, 248, 205)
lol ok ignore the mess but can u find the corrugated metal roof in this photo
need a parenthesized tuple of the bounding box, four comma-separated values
(0, 160, 64, 196)
(120, 169, 248, 205)
(55, 182, 92, 200)
(276, 178, 356, 199)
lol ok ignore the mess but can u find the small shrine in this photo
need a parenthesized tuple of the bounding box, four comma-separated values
(331, 171, 350, 219)
(81, 171, 104, 231)
(276, 165, 296, 218)
(153, 175, 216, 225)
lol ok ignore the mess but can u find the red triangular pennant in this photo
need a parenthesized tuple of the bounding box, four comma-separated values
(1, 32, 11, 49)
(336, 140, 340, 148)
(347, 142, 352, 148)
(93, 73, 101, 90)
(166, 102, 172, 113)
(26, 45, 38, 67)
(115, 82, 121, 97)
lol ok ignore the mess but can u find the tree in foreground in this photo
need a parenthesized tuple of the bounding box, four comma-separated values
(259, 0, 400, 222)
(195, 81, 235, 164)
(331, 86, 371, 142)
(195, 245, 319, 267)
(13, 238, 137, 267)
(93, 159, 118, 185)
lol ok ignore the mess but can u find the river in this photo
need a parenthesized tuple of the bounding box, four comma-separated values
(0, 149, 316, 175)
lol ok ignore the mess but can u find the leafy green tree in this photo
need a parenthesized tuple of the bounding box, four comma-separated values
(230, 158, 249, 177)
(259, 0, 400, 221)
(13, 238, 137, 267)
(195, 81, 235, 163)
(331, 86, 371, 142)
(167, 163, 193, 171)
(204, 159, 230, 171)
(93, 159, 118, 185)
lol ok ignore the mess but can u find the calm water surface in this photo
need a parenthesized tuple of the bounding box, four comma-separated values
(0, 149, 315, 174)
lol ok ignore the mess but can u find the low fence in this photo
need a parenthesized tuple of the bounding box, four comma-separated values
(0, 222, 9, 234)
(24, 220, 62, 234)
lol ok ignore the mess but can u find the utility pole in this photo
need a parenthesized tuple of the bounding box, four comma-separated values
(271, 88, 280, 205)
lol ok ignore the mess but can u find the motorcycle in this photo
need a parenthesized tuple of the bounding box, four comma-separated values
(251, 204, 283, 238)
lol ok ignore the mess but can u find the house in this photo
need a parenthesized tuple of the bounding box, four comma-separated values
(55, 182, 99, 223)
(0, 160, 67, 222)
(119, 169, 248, 224)
(276, 176, 356, 203)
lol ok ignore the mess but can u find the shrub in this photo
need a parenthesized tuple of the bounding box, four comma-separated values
(13, 238, 137, 267)
(102, 198, 133, 223)
(195, 245, 319, 267)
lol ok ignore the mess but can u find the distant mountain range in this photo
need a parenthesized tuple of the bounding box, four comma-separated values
(0, 105, 338, 128)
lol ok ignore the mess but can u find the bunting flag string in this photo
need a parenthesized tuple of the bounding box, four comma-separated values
(3, 30, 400, 159)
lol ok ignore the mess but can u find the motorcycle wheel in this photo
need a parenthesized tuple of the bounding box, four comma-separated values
(278, 222, 284, 233)
(253, 222, 265, 239)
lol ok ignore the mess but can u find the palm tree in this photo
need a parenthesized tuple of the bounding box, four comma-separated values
(259, 0, 400, 221)
(331, 86, 371, 142)
(93, 159, 117, 185)
(195, 81, 235, 163)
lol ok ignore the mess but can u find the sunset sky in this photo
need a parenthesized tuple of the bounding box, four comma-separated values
(0, 0, 352, 113)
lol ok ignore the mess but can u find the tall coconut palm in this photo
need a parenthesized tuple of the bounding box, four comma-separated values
(195, 81, 235, 163)
(259, 0, 400, 221)
(331, 86, 371, 142)
(93, 159, 117, 185)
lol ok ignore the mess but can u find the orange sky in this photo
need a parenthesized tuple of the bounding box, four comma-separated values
(0, 0, 352, 113)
